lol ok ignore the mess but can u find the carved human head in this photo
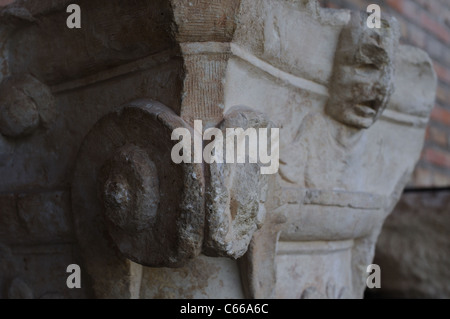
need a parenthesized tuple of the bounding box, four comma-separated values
(326, 12, 399, 129)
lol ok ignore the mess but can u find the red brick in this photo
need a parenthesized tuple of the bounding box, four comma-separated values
(423, 148, 450, 167)
(420, 11, 450, 44)
(386, 0, 404, 14)
(411, 166, 434, 187)
(425, 126, 431, 141)
(430, 106, 450, 126)
(387, 0, 450, 44)
(408, 21, 427, 48)
(389, 0, 420, 23)
(428, 126, 448, 147)
(436, 85, 450, 106)
(416, 0, 450, 25)
(0, 0, 14, 7)
(434, 62, 450, 85)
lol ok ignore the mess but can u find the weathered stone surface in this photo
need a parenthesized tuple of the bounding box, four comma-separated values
(8, 278, 34, 299)
(228, 7, 435, 298)
(99, 144, 160, 233)
(389, 45, 437, 118)
(234, 0, 348, 86)
(0, 0, 438, 299)
(17, 191, 73, 243)
(238, 176, 286, 299)
(0, 243, 88, 299)
(0, 191, 73, 245)
(171, 0, 240, 43)
(0, 58, 183, 194)
(0, 74, 55, 138)
(204, 106, 272, 259)
(0, 195, 21, 242)
(10, 245, 89, 299)
(0, 244, 15, 297)
(3, 0, 176, 85)
(140, 255, 244, 299)
(373, 190, 450, 299)
(71, 100, 205, 297)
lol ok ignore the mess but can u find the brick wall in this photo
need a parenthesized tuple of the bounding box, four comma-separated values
(320, 0, 450, 187)
(0, 0, 14, 7)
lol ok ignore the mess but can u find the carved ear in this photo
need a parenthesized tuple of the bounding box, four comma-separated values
(389, 45, 438, 117)
(203, 106, 273, 259)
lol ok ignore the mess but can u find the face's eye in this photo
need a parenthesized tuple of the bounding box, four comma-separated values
(357, 63, 379, 71)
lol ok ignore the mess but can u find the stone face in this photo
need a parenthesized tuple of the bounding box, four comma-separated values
(325, 12, 398, 130)
(0, 0, 438, 299)
(373, 191, 450, 299)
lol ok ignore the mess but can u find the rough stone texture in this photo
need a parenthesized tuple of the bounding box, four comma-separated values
(99, 144, 160, 233)
(17, 191, 73, 243)
(3, 0, 176, 85)
(0, 74, 55, 137)
(140, 255, 244, 299)
(71, 100, 205, 297)
(322, 0, 450, 188)
(227, 5, 436, 298)
(0, 0, 438, 299)
(372, 190, 450, 299)
(8, 278, 33, 299)
(204, 106, 272, 259)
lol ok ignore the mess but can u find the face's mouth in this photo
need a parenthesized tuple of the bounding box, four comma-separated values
(354, 100, 378, 117)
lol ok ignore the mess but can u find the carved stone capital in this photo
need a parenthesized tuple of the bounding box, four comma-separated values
(0, 0, 438, 299)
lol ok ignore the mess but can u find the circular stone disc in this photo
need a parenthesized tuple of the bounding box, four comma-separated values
(72, 100, 204, 296)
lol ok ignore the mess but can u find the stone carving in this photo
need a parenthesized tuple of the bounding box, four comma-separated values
(0, 74, 55, 138)
(301, 282, 351, 300)
(71, 100, 205, 296)
(0, 244, 13, 297)
(71, 100, 272, 297)
(8, 278, 34, 299)
(0, 244, 34, 299)
(279, 12, 397, 189)
(0, 0, 437, 299)
(204, 106, 272, 259)
(237, 10, 436, 299)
